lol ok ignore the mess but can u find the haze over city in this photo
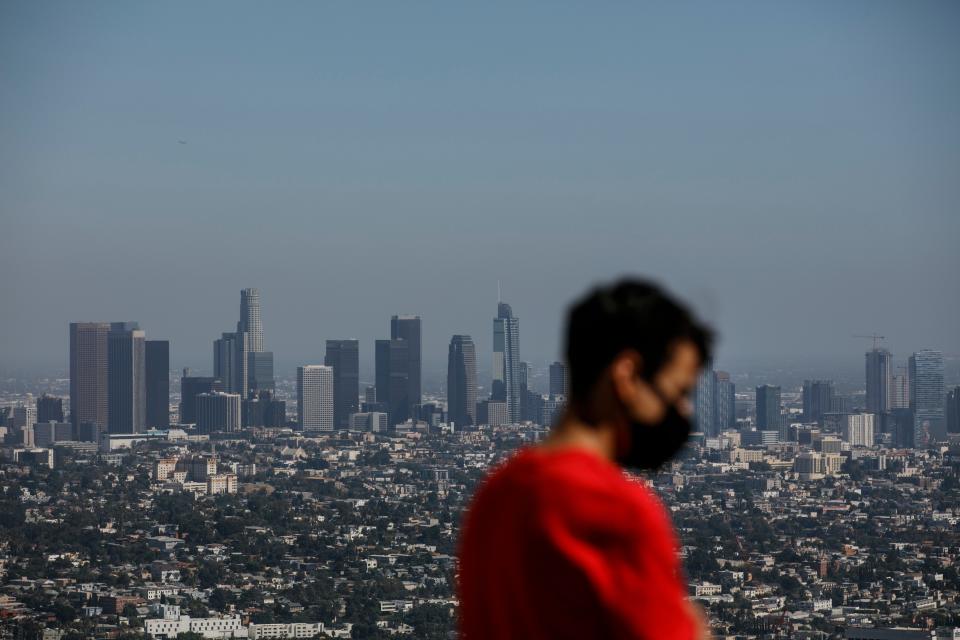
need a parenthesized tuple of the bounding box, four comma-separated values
(2, 1, 959, 377)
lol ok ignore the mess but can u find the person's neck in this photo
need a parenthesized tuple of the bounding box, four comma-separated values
(541, 408, 619, 463)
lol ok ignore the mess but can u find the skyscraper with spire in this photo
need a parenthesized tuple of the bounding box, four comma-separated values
(493, 298, 521, 423)
(240, 288, 274, 394)
(213, 288, 274, 399)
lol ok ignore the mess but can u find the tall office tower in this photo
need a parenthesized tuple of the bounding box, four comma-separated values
(107, 322, 146, 434)
(694, 369, 717, 436)
(447, 335, 477, 427)
(145, 340, 170, 429)
(492, 301, 521, 423)
(364, 386, 377, 404)
(890, 371, 910, 409)
(909, 349, 945, 446)
(390, 315, 422, 411)
(549, 361, 568, 398)
(518, 361, 534, 422)
(196, 391, 241, 434)
(375, 339, 410, 425)
(755, 385, 782, 432)
(802, 380, 834, 424)
(865, 348, 892, 413)
(239, 288, 263, 352)
(248, 351, 275, 393)
(70, 322, 110, 433)
(214, 331, 249, 396)
(890, 407, 916, 448)
(519, 361, 530, 391)
(298, 365, 334, 433)
(239, 288, 274, 394)
(180, 375, 223, 424)
(325, 339, 360, 429)
(715, 371, 736, 431)
(842, 413, 876, 447)
(36, 395, 64, 423)
(947, 386, 960, 434)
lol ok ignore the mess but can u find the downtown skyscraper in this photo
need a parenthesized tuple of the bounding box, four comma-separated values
(756, 384, 782, 435)
(694, 369, 717, 436)
(241, 288, 274, 393)
(865, 347, 892, 413)
(715, 371, 736, 431)
(694, 369, 735, 437)
(391, 315, 422, 412)
(214, 331, 249, 396)
(802, 379, 835, 424)
(375, 338, 409, 426)
(298, 365, 334, 433)
(549, 361, 568, 398)
(69, 322, 110, 435)
(909, 349, 945, 446)
(948, 386, 960, 435)
(325, 339, 360, 429)
(145, 340, 170, 429)
(492, 301, 521, 423)
(213, 288, 273, 399)
(447, 335, 477, 427)
(239, 288, 264, 352)
(107, 322, 146, 434)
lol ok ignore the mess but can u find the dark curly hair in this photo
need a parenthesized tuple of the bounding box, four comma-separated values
(564, 279, 713, 403)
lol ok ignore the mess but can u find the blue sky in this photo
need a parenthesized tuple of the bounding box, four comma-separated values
(1, 1, 958, 375)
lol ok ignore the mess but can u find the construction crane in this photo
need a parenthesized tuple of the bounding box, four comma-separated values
(853, 334, 886, 350)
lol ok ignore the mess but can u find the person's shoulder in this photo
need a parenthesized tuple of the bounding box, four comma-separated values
(484, 447, 664, 529)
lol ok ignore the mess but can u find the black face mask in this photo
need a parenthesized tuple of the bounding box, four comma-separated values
(615, 383, 692, 472)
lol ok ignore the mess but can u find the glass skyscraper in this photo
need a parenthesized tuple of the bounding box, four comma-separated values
(756, 384, 782, 435)
(239, 288, 263, 352)
(145, 340, 170, 429)
(107, 322, 146, 434)
(325, 339, 360, 429)
(390, 315, 422, 412)
(908, 349, 945, 447)
(375, 338, 410, 426)
(70, 322, 110, 435)
(447, 335, 477, 427)
(865, 348, 892, 413)
(493, 302, 521, 423)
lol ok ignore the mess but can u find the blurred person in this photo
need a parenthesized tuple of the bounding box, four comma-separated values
(459, 279, 713, 639)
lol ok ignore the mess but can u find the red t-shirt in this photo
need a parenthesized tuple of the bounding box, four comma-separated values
(458, 446, 697, 640)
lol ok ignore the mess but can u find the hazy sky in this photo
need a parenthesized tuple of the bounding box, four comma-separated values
(2, 1, 958, 377)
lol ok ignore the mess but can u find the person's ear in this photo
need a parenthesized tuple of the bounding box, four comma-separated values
(609, 350, 643, 403)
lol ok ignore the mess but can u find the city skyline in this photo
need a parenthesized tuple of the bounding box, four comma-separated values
(1, 3, 958, 637)
(10, 285, 960, 386)
(51, 289, 958, 441)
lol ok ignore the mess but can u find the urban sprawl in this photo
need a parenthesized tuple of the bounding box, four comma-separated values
(2, 289, 959, 640)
